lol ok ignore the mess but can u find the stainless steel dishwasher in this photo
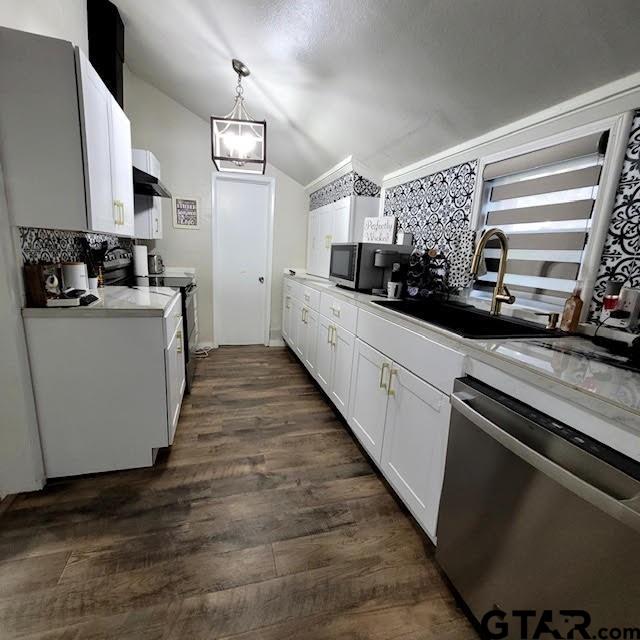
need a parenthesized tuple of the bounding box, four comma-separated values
(437, 377, 640, 636)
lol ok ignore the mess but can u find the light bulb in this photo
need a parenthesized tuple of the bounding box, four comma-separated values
(222, 131, 258, 158)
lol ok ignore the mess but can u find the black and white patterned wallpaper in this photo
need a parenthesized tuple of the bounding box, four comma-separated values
(19, 227, 132, 264)
(383, 160, 478, 288)
(589, 111, 640, 319)
(309, 171, 380, 210)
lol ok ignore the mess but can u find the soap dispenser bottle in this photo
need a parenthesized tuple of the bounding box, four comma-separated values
(560, 282, 583, 332)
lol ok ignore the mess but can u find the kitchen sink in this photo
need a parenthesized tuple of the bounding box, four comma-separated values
(372, 299, 566, 339)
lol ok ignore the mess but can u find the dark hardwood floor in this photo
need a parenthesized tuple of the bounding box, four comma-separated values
(0, 345, 478, 639)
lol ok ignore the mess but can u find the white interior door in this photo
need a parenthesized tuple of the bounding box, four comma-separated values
(213, 175, 274, 345)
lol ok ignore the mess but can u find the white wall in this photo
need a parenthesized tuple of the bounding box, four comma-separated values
(124, 67, 306, 345)
(0, 0, 88, 495)
(0, 0, 88, 52)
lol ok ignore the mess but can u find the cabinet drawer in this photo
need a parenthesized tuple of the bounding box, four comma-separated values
(320, 293, 357, 333)
(163, 293, 182, 343)
(284, 278, 301, 300)
(357, 309, 464, 395)
(300, 285, 320, 311)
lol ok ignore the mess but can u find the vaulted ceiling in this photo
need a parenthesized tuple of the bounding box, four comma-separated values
(115, 0, 640, 185)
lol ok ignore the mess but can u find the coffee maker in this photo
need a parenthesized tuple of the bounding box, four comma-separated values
(371, 248, 410, 297)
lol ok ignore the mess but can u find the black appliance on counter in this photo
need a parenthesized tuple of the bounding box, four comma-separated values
(102, 249, 198, 393)
(329, 242, 412, 292)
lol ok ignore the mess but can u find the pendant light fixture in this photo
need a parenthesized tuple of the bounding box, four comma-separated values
(211, 59, 266, 174)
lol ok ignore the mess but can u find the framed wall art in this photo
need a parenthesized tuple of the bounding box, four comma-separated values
(173, 196, 200, 230)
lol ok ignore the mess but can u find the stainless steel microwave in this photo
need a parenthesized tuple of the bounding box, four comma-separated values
(329, 242, 411, 291)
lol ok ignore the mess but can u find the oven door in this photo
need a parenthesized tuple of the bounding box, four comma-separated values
(329, 243, 358, 288)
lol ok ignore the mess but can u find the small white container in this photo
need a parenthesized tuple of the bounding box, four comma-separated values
(62, 262, 88, 290)
(387, 281, 403, 299)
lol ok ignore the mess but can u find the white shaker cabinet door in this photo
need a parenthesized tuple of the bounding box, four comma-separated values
(282, 294, 292, 344)
(380, 363, 451, 540)
(331, 197, 352, 244)
(303, 308, 319, 377)
(165, 318, 186, 445)
(348, 339, 391, 463)
(329, 325, 355, 418)
(316, 315, 334, 394)
(109, 97, 134, 237)
(318, 207, 334, 278)
(77, 50, 115, 235)
(292, 298, 305, 359)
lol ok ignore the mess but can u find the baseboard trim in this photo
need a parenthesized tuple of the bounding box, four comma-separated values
(269, 338, 285, 347)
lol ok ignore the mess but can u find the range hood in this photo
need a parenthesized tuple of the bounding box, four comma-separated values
(132, 166, 172, 198)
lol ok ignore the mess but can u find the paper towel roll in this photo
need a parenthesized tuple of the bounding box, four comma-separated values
(133, 245, 149, 277)
(62, 262, 88, 290)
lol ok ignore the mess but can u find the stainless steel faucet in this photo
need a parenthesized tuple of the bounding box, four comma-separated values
(470, 228, 516, 315)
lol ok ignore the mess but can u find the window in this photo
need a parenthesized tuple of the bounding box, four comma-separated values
(470, 117, 629, 320)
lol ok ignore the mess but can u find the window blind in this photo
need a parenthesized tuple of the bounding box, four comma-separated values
(472, 131, 608, 313)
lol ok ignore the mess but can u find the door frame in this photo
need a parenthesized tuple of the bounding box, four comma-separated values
(212, 172, 275, 348)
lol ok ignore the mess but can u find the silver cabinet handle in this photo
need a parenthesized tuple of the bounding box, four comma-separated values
(331, 325, 337, 346)
(450, 393, 640, 531)
(327, 325, 332, 344)
(176, 330, 183, 354)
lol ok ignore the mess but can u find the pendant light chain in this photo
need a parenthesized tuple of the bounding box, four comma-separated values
(211, 58, 266, 174)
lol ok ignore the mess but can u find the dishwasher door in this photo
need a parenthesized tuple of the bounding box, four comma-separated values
(436, 377, 640, 636)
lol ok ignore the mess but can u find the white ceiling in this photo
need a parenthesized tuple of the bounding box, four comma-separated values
(115, 0, 640, 186)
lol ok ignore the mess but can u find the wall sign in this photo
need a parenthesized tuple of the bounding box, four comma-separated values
(363, 216, 397, 244)
(173, 196, 200, 230)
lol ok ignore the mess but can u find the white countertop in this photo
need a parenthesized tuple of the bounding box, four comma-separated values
(22, 286, 180, 318)
(285, 273, 640, 422)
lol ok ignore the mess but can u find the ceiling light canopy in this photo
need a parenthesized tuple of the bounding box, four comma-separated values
(211, 59, 266, 175)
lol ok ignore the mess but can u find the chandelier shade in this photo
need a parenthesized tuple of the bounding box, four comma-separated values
(211, 59, 266, 175)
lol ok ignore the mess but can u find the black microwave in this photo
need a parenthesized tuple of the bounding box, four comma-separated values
(329, 242, 411, 291)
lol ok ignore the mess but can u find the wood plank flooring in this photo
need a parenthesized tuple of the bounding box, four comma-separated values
(0, 345, 478, 640)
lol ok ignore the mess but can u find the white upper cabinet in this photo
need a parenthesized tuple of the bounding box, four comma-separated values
(77, 48, 134, 237)
(108, 97, 134, 236)
(77, 50, 116, 234)
(0, 28, 134, 236)
(306, 195, 381, 278)
(0, 27, 87, 230)
(133, 149, 163, 240)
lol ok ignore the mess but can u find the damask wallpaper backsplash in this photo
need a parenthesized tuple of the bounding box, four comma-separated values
(309, 171, 380, 210)
(383, 160, 478, 288)
(590, 110, 640, 317)
(19, 227, 132, 264)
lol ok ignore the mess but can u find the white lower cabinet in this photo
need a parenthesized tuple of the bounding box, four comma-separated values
(381, 363, 450, 539)
(330, 325, 355, 416)
(165, 318, 186, 445)
(282, 278, 457, 542)
(282, 294, 292, 344)
(302, 308, 319, 376)
(348, 337, 451, 540)
(316, 314, 334, 393)
(292, 298, 304, 358)
(315, 315, 354, 417)
(348, 339, 392, 463)
(23, 292, 185, 477)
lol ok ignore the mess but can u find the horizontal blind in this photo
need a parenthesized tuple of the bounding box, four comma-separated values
(473, 131, 608, 312)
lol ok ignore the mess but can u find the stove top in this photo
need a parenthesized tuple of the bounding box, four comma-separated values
(106, 275, 196, 290)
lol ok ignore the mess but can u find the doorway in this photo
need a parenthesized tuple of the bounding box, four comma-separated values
(212, 173, 275, 346)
